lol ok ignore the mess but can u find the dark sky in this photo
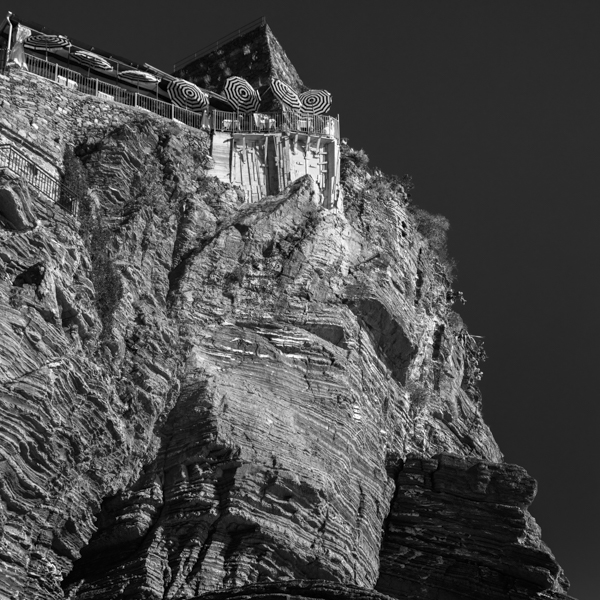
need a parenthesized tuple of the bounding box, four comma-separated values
(2, 1, 598, 598)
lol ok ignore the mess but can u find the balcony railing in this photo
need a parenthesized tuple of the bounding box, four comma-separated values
(212, 110, 339, 139)
(21, 54, 339, 140)
(24, 53, 205, 131)
(0, 143, 78, 214)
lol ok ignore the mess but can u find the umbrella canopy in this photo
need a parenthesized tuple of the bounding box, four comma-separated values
(118, 70, 160, 84)
(270, 79, 302, 111)
(118, 70, 160, 90)
(207, 90, 236, 112)
(25, 33, 70, 50)
(167, 79, 209, 112)
(222, 76, 261, 113)
(299, 89, 332, 115)
(72, 50, 112, 72)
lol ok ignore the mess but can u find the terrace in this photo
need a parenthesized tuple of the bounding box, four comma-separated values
(21, 54, 339, 139)
(212, 110, 339, 138)
(24, 53, 206, 130)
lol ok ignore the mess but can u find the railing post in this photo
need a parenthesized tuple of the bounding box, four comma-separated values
(171, 103, 174, 120)
(134, 93, 138, 108)
(95, 78, 99, 96)
(54, 62, 58, 82)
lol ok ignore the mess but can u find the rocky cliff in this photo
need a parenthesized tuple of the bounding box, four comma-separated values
(0, 68, 574, 600)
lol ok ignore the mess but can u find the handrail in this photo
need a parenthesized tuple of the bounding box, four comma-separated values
(0, 143, 78, 214)
(211, 110, 340, 139)
(8, 12, 148, 74)
(24, 53, 207, 132)
(22, 54, 340, 140)
(173, 17, 266, 72)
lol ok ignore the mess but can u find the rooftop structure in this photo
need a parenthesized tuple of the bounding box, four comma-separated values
(173, 18, 305, 96)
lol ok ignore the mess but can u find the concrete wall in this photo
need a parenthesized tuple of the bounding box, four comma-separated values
(208, 131, 341, 209)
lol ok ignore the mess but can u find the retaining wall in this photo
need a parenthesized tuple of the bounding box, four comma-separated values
(0, 66, 208, 178)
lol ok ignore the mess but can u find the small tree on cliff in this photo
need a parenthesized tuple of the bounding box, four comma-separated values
(64, 146, 123, 340)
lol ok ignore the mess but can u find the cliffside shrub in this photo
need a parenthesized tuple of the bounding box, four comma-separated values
(364, 172, 411, 204)
(124, 162, 166, 220)
(344, 147, 370, 170)
(61, 146, 89, 208)
(410, 207, 456, 278)
(88, 224, 123, 339)
(405, 381, 432, 409)
(69, 147, 123, 339)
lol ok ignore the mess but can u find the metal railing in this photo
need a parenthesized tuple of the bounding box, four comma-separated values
(24, 53, 207, 131)
(0, 144, 78, 214)
(21, 55, 339, 140)
(211, 110, 339, 139)
(173, 17, 266, 72)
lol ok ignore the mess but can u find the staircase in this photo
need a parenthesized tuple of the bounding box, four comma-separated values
(0, 144, 77, 215)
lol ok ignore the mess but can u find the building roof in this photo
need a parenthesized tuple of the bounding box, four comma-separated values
(172, 20, 305, 96)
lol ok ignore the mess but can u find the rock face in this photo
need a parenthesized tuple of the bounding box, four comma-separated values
(376, 454, 570, 600)
(0, 68, 574, 600)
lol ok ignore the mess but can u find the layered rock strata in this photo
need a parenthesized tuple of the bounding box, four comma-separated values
(0, 63, 574, 600)
(376, 454, 572, 600)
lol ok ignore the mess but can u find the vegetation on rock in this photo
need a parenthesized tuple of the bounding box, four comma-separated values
(68, 146, 123, 339)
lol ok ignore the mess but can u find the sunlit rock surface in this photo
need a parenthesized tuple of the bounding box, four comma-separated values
(0, 110, 572, 600)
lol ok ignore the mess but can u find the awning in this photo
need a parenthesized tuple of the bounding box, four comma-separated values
(299, 89, 332, 115)
(222, 76, 261, 113)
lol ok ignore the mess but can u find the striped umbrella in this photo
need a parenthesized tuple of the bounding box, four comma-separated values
(118, 70, 160, 84)
(72, 50, 112, 72)
(25, 33, 70, 49)
(299, 89, 332, 115)
(222, 76, 260, 113)
(118, 70, 160, 91)
(167, 78, 209, 112)
(270, 79, 302, 111)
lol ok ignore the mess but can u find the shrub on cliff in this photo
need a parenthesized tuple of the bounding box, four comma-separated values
(410, 207, 456, 278)
(62, 146, 89, 197)
(342, 146, 370, 172)
(124, 161, 166, 220)
(365, 171, 412, 203)
(60, 146, 89, 213)
(405, 381, 433, 410)
(67, 147, 123, 340)
(87, 224, 123, 340)
(340, 144, 370, 189)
